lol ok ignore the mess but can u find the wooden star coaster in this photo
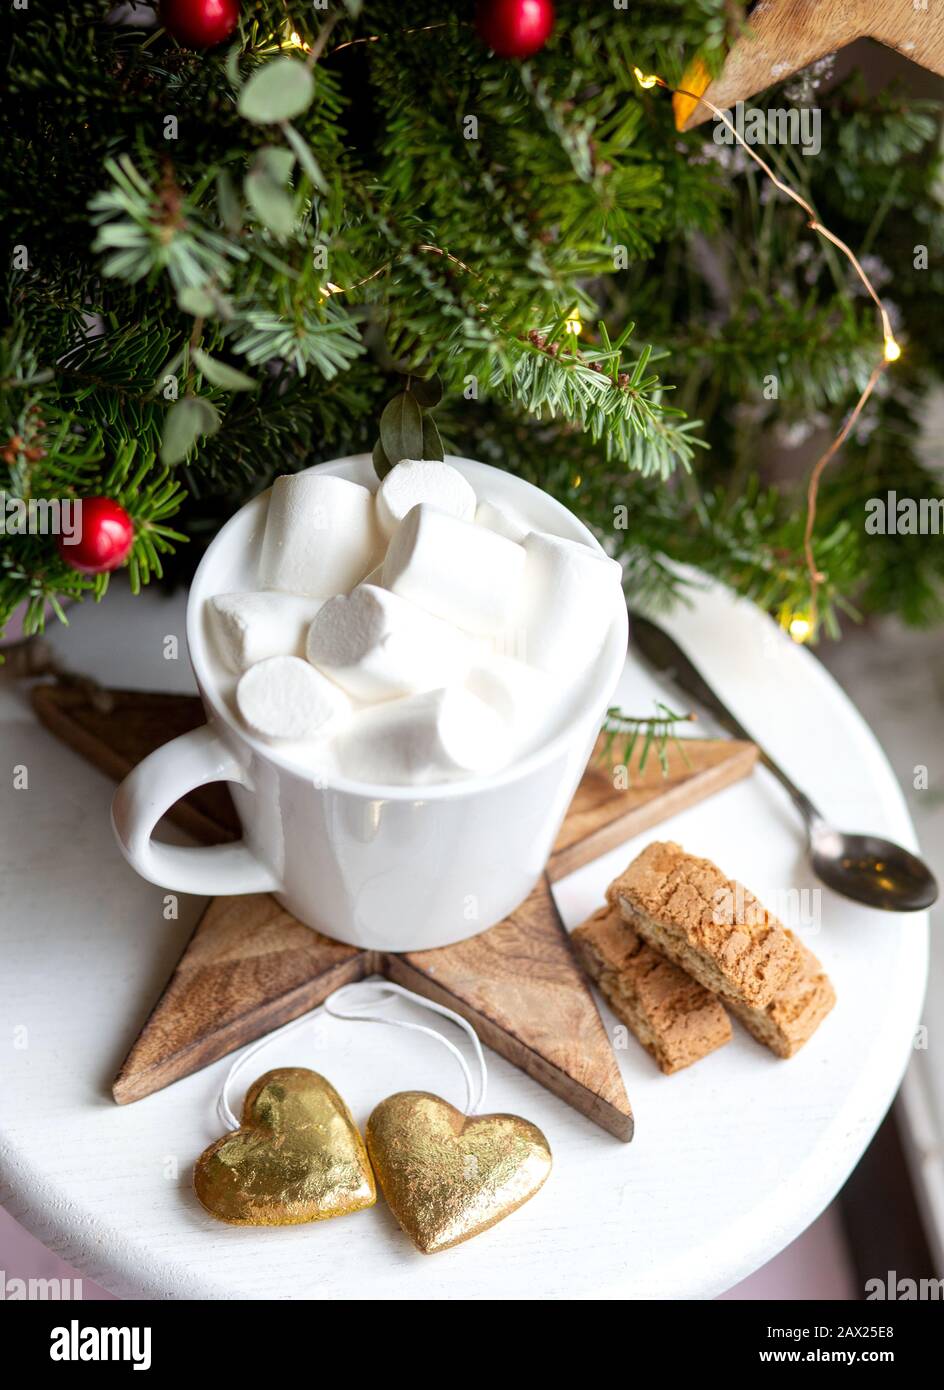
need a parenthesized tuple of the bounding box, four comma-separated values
(675, 0, 944, 130)
(32, 684, 757, 1140)
(388, 875, 634, 1141)
(112, 894, 365, 1107)
(548, 734, 759, 882)
(31, 685, 238, 844)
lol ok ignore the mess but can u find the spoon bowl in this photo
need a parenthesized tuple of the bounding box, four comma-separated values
(809, 824, 938, 913)
(629, 611, 939, 915)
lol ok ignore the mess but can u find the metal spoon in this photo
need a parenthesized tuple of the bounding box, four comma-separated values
(629, 612, 938, 913)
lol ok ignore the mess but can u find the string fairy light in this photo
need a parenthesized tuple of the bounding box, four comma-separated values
(632, 67, 902, 636)
(787, 612, 813, 644)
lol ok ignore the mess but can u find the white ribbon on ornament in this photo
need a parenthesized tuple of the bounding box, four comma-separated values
(216, 979, 489, 1132)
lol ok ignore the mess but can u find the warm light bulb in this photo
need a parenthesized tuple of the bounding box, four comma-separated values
(633, 67, 661, 89)
(884, 335, 902, 363)
(565, 307, 582, 336)
(789, 615, 813, 643)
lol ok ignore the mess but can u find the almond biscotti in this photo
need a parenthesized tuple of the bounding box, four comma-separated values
(605, 841, 801, 1010)
(727, 933, 836, 1058)
(572, 904, 732, 1074)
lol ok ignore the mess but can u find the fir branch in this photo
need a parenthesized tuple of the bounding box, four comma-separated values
(485, 321, 706, 477)
(230, 301, 364, 378)
(3, 0, 943, 640)
(89, 156, 247, 291)
(599, 702, 697, 778)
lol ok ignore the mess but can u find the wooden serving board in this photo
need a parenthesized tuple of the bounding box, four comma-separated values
(31, 684, 758, 1140)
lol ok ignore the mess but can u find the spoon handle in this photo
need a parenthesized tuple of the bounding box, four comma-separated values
(628, 613, 821, 828)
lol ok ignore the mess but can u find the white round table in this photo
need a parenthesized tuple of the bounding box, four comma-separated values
(0, 579, 928, 1299)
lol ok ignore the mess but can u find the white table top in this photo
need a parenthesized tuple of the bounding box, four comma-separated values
(0, 579, 928, 1299)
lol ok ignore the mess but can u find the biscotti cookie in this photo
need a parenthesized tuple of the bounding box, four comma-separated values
(728, 934, 836, 1058)
(606, 841, 801, 1010)
(572, 904, 732, 1074)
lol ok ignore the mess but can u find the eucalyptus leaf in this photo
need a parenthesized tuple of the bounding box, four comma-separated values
(258, 146, 296, 183)
(379, 392, 423, 467)
(421, 414, 444, 462)
(192, 348, 257, 392)
(225, 44, 242, 92)
(216, 170, 242, 234)
(409, 373, 443, 408)
(237, 58, 315, 125)
(160, 397, 221, 466)
(245, 176, 295, 236)
(372, 438, 393, 481)
(244, 150, 296, 237)
(283, 123, 328, 194)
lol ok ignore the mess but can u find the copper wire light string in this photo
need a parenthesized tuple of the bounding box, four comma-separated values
(635, 70, 900, 633)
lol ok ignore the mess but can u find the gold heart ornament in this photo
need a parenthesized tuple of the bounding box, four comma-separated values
(194, 1067, 376, 1226)
(366, 1091, 552, 1253)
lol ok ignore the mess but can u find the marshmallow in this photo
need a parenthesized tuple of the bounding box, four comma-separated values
(208, 591, 324, 674)
(377, 459, 476, 539)
(475, 499, 529, 544)
(464, 652, 557, 739)
(236, 655, 350, 742)
(305, 584, 469, 702)
(259, 473, 381, 597)
(515, 531, 623, 675)
(383, 504, 526, 637)
(332, 687, 512, 785)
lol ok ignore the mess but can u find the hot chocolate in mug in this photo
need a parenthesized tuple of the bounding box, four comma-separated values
(111, 455, 628, 951)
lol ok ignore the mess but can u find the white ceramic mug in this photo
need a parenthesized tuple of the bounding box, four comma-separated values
(111, 455, 628, 950)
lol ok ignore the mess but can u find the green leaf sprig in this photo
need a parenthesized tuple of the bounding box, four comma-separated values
(372, 374, 445, 479)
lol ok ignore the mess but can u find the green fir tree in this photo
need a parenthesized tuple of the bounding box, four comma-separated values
(3, 1, 944, 643)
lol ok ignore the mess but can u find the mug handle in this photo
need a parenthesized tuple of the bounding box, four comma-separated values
(111, 724, 281, 897)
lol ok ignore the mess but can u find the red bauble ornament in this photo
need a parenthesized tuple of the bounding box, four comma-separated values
(161, 0, 240, 50)
(475, 0, 555, 59)
(58, 497, 135, 575)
